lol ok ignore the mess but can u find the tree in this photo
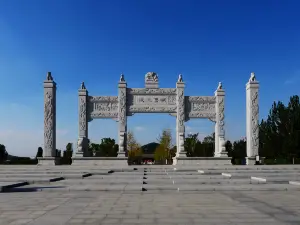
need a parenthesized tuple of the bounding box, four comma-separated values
(232, 139, 247, 159)
(202, 133, 215, 157)
(185, 133, 199, 157)
(259, 95, 300, 162)
(61, 143, 73, 165)
(99, 138, 118, 157)
(36, 147, 43, 158)
(127, 131, 142, 164)
(127, 131, 140, 152)
(154, 129, 173, 164)
(225, 140, 233, 157)
(0, 144, 8, 163)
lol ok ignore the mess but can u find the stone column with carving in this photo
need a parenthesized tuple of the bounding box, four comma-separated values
(118, 74, 127, 157)
(246, 72, 259, 164)
(42, 72, 56, 163)
(214, 82, 227, 157)
(176, 75, 186, 157)
(76, 82, 89, 157)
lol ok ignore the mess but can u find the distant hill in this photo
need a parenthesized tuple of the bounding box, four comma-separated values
(141, 142, 160, 154)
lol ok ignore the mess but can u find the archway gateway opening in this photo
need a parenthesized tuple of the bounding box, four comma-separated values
(40, 71, 260, 166)
(127, 113, 176, 165)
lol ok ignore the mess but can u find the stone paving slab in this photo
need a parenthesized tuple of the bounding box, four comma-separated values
(0, 191, 299, 225)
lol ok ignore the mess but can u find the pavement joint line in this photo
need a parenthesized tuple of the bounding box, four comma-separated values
(222, 173, 232, 178)
(289, 181, 300, 185)
(251, 176, 267, 182)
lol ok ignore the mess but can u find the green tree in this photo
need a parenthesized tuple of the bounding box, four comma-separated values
(127, 131, 142, 164)
(259, 95, 300, 162)
(36, 147, 43, 158)
(202, 133, 215, 157)
(154, 129, 173, 164)
(185, 133, 199, 157)
(232, 139, 247, 159)
(225, 140, 233, 157)
(0, 144, 8, 163)
(61, 143, 73, 164)
(99, 138, 118, 157)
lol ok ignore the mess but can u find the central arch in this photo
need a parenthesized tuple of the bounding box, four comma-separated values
(76, 72, 227, 165)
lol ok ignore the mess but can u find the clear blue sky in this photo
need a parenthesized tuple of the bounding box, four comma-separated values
(0, 0, 299, 157)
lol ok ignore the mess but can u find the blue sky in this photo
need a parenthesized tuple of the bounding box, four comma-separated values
(0, 0, 300, 157)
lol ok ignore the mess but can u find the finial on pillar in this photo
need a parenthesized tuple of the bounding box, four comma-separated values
(249, 72, 256, 82)
(46, 72, 53, 81)
(80, 82, 86, 89)
(120, 73, 125, 82)
(178, 74, 183, 82)
(217, 82, 223, 90)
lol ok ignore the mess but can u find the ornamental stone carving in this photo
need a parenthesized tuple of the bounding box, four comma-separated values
(145, 72, 158, 82)
(251, 89, 259, 150)
(192, 102, 215, 111)
(127, 95, 176, 106)
(128, 106, 177, 113)
(88, 96, 118, 102)
(184, 96, 216, 120)
(94, 102, 118, 111)
(90, 112, 118, 118)
(218, 97, 225, 136)
(118, 87, 126, 125)
(44, 90, 54, 151)
(127, 88, 176, 95)
(187, 96, 216, 103)
(79, 98, 87, 132)
(177, 88, 185, 128)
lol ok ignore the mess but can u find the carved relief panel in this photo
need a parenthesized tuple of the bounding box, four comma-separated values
(87, 96, 119, 119)
(185, 96, 216, 121)
(126, 88, 177, 113)
(250, 89, 259, 154)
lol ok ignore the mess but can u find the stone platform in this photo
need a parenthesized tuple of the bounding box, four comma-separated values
(0, 165, 299, 224)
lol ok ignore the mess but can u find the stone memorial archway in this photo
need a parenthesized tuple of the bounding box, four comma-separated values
(40, 72, 259, 166)
(75, 72, 228, 165)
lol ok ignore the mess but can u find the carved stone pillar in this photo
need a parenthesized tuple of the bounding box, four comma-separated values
(41, 72, 56, 165)
(118, 76, 127, 157)
(176, 75, 186, 157)
(76, 82, 89, 157)
(214, 82, 227, 157)
(246, 72, 259, 164)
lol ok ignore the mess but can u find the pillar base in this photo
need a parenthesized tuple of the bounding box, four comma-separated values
(71, 157, 128, 167)
(178, 152, 187, 157)
(37, 157, 57, 166)
(176, 157, 232, 166)
(74, 152, 84, 157)
(117, 152, 126, 158)
(246, 157, 261, 165)
(219, 151, 228, 157)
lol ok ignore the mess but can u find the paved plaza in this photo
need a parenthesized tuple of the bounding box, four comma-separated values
(0, 165, 300, 225)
